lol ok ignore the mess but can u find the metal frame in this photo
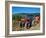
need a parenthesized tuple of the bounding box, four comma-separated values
(5, 1, 45, 37)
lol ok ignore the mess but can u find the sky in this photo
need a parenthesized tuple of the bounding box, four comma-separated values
(12, 7, 40, 14)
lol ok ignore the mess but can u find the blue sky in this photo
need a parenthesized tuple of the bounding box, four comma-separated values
(12, 7, 40, 14)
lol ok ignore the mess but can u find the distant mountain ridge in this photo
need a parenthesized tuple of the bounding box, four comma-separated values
(13, 13, 40, 16)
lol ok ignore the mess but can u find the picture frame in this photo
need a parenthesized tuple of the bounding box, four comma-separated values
(5, 1, 45, 37)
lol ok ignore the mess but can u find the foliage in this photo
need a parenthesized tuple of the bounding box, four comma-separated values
(12, 14, 22, 21)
